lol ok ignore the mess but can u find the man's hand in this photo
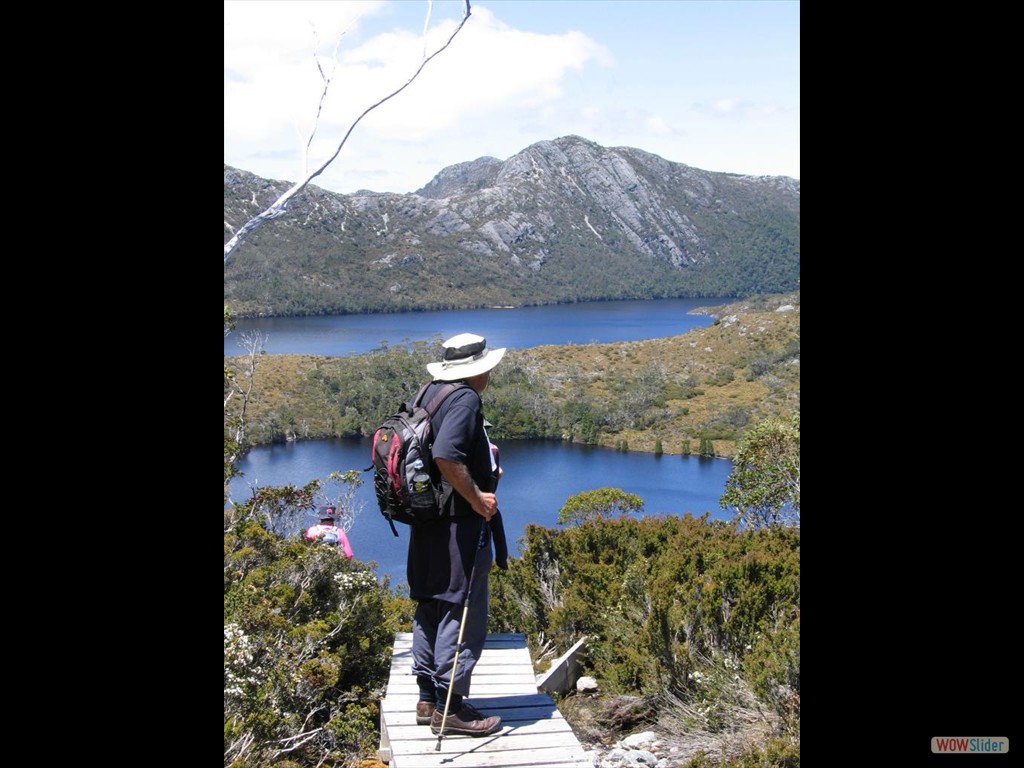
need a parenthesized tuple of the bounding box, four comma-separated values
(436, 457, 498, 521)
(475, 491, 498, 521)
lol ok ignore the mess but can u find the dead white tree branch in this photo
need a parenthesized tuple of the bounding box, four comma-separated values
(270, 726, 324, 758)
(224, 330, 268, 455)
(224, 0, 473, 263)
(301, 19, 348, 178)
(224, 728, 255, 764)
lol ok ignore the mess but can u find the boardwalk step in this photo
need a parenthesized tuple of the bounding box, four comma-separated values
(380, 632, 592, 767)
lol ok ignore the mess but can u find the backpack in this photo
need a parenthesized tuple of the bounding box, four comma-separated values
(319, 530, 340, 546)
(369, 382, 465, 536)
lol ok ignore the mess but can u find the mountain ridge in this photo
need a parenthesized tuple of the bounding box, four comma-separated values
(224, 135, 799, 317)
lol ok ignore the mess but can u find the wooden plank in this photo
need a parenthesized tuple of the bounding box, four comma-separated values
(536, 636, 588, 696)
(384, 745, 593, 768)
(390, 632, 527, 649)
(385, 693, 556, 709)
(383, 704, 576, 729)
(385, 717, 578, 740)
(387, 667, 534, 679)
(387, 724, 580, 744)
(380, 633, 592, 767)
(386, 675, 540, 692)
(390, 654, 535, 671)
(381, 694, 561, 721)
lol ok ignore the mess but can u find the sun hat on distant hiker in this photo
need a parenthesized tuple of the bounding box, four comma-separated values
(426, 333, 506, 381)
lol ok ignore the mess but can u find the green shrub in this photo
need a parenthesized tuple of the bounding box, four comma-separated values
(490, 504, 799, 729)
(224, 484, 407, 767)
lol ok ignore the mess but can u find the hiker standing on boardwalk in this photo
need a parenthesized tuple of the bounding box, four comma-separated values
(409, 333, 508, 737)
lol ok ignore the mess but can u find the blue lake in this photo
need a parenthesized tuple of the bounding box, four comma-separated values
(224, 297, 717, 357)
(229, 437, 733, 589)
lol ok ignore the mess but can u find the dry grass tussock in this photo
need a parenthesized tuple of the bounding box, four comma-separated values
(560, 673, 789, 766)
(654, 687, 786, 764)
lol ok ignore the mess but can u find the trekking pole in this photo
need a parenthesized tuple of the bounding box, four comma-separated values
(435, 516, 490, 750)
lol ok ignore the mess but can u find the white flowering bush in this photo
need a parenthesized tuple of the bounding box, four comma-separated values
(334, 570, 376, 592)
(224, 623, 259, 702)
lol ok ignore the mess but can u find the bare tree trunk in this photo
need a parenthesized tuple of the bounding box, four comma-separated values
(224, 0, 473, 263)
(224, 330, 268, 509)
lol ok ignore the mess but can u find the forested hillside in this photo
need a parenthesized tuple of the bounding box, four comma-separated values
(223, 292, 799, 458)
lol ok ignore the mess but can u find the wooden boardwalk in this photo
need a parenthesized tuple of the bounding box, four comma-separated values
(379, 632, 593, 768)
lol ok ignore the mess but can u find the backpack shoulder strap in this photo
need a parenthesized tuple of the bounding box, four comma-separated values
(425, 382, 466, 416)
(417, 381, 468, 416)
(409, 382, 432, 410)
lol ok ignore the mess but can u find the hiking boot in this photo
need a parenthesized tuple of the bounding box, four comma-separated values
(430, 703, 501, 736)
(416, 701, 436, 725)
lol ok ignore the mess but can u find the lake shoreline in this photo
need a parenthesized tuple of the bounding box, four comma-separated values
(236, 432, 736, 460)
(225, 293, 735, 322)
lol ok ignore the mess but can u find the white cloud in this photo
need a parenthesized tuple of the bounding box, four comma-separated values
(644, 116, 674, 135)
(224, 1, 799, 192)
(711, 98, 739, 114)
(225, 3, 613, 191)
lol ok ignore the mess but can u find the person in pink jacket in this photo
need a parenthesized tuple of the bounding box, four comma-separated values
(304, 506, 354, 558)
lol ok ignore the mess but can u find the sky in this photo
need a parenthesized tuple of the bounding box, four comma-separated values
(224, 0, 799, 196)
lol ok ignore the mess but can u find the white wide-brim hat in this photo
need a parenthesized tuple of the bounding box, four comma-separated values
(427, 333, 506, 381)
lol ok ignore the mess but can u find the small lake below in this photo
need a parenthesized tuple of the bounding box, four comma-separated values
(228, 437, 733, 587)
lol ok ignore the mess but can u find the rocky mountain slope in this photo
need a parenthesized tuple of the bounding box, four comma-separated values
(224, 135, 799, 317)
